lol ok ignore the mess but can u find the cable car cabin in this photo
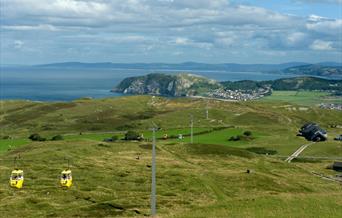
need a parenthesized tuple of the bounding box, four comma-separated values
(60, 169, 72, 188)
(10, 169, 24, 189)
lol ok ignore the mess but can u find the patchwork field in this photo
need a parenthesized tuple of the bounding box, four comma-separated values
(261, 91, 342, 106)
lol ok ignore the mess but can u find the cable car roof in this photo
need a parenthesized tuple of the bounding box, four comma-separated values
(11, 169, 23, 174)
(61, 169, 72, 174)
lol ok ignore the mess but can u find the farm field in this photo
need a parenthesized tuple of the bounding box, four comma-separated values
(0, 95, 342, 217)
(260, 91, 342, 106)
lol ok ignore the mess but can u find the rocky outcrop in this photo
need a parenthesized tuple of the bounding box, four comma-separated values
(113, 73, 221, 97)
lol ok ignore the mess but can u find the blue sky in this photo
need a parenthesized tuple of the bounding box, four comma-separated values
(0, 0, 341, 64)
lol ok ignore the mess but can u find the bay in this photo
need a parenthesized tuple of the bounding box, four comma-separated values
(0, 66, 304, 101)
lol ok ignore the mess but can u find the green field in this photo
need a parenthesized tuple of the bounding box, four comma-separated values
(0, 95, 342, 217)
(0, 138, 30, 153)
(261, 91, 342, 106)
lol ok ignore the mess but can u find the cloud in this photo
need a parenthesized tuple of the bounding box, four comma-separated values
(306, 17, 342, 35)
(174, 37, 190, 45)
(14, 40, 24, 49)
(172, 37, 213, 49)
(287, 32, 307, 45)
(157, 0, 229, 9)
(1, 0, 298, 29)
(2, 0, 110, 17)
(0, 0, 341, 64)
(310, 40, 334, 50)
(294, 0, 342, 4)
(2, 24, 59, 31)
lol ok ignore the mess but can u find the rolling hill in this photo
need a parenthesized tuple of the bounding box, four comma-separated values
(222, 77, 342, 91)
(114, 73, 342, 97)
(113, 73, 220, 96)
(0, 96, 342, 217)
(283, 64, 342, 77)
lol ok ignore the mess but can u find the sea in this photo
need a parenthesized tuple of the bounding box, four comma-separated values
(0, 66, 337, 102)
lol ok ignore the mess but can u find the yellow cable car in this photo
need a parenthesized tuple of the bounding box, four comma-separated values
(10, 169, 24, 189)
(60, 169, 72, 188)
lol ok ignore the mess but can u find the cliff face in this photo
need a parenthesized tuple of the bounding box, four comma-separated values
(113, 73, 221, 96)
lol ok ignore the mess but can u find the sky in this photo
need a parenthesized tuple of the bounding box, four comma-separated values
(0, 0, 341, 65)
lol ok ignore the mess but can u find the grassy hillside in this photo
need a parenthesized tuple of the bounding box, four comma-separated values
(221, 77, 342, 92)
(283, 64, 342, 77)
(1, 96, 342, 156)
(0, 140, 341, 217)
(0, 96, 342, 217)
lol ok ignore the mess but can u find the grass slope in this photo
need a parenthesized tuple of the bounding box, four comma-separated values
(1, 96, 342, 217)
(0, 140, 341, 217)
(1, 95, 342, 157)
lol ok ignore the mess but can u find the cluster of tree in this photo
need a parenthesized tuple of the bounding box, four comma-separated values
(103, 131, 143, 142)
(28, 133, 64, 141)
(125, 131, 142, 141)
(229, 131, 254, 141)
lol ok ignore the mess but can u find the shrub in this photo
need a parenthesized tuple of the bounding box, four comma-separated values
(111, 135, 119, 141)
(29, 133, 46, 141)
(2, 135, 11, 139)
(213, 126, 232, 131)
(51, 135, 64, 141)
(229, 132, 255, 142)
(125, 131, 141, 141)
(229, 135, 241, 141)
(98, 143, 110, 148)
(243, 131, 252, 137)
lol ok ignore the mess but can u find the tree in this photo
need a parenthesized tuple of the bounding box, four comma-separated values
(51, 135, 64, 141)
(228, 135, 241, 141)
(243, 131, 252, 137)
(125, 131, 141, 140)
(29, 133, 46, 141)
(2, 135, 11, 139)
(111, 135, 119, 141)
